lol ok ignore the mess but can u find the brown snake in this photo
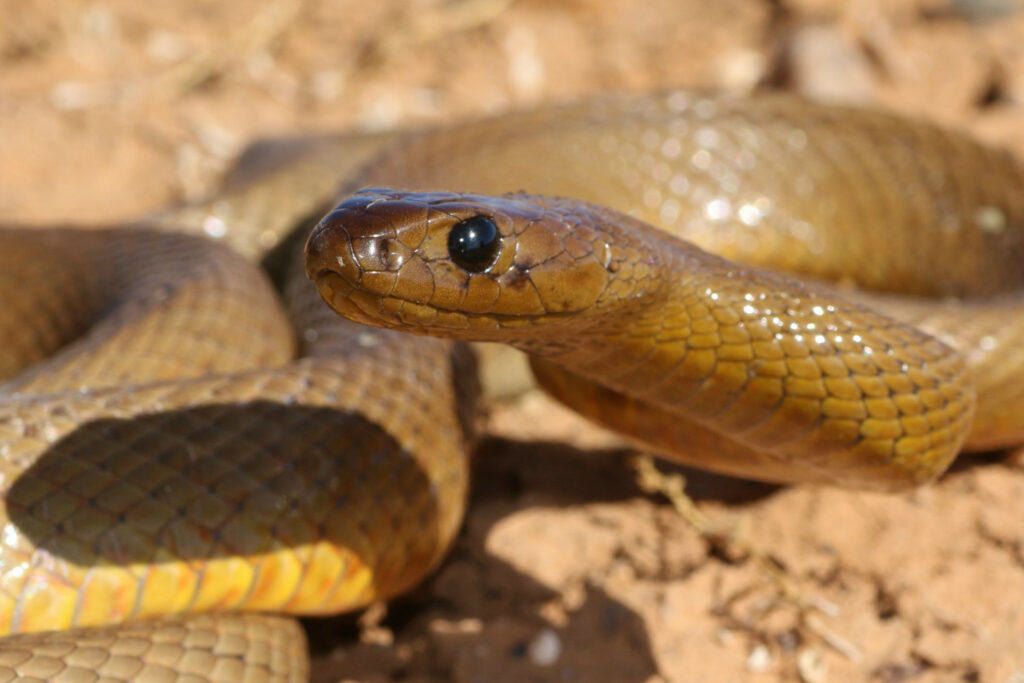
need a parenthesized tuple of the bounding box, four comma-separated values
(3, 91, 1024, 679)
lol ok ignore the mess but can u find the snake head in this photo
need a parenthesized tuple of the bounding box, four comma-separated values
(305, 188, 633, 339)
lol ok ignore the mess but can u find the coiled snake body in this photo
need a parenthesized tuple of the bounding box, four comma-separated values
(3, 92, 1024, 679)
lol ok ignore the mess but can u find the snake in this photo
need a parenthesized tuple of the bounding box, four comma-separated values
(2, 91, 1023, 679)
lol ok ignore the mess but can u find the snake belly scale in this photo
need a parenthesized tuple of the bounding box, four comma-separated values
(3, 91, 1024, 679)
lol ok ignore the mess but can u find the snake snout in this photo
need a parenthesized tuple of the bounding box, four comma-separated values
(305, 192, 429, 332)
(304, 221, 356, 285)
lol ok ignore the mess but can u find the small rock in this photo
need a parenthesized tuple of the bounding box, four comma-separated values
(797, 648, 827, 683)
(747, 643, 773, 673)
(527, 627, 562, 667)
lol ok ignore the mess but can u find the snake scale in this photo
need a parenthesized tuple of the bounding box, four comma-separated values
(2, 91, 1023, 680)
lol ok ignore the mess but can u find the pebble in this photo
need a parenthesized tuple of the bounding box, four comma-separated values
(746, 644, 773, 673)
(527, 627, 562, 667)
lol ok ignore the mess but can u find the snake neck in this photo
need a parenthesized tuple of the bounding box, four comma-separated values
(522, 215, 971, 460)
(512, 222, 777, 403)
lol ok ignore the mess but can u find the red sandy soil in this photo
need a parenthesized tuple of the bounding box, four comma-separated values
(3, 1, 1024, 680)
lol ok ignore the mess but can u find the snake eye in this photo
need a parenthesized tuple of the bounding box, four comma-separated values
(448, 216, 500, 272)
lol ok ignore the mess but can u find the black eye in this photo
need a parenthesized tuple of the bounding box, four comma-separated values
(448, 216, 500, 272)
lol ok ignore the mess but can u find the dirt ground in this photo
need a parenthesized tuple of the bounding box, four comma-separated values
(3, 0, 1024, 681)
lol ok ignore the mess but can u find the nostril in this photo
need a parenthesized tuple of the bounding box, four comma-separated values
(351, 237, 385, 270)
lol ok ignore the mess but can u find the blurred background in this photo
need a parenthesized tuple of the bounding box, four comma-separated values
(2, 1, 1023, 681)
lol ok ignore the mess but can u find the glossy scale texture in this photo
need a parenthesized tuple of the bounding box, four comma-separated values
(307, 92, 1024, 488)
(4, 90, 1024, 678)
(0, 225, 475, 679)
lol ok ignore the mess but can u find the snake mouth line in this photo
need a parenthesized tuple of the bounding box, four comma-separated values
(311, 265, 585, 335)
